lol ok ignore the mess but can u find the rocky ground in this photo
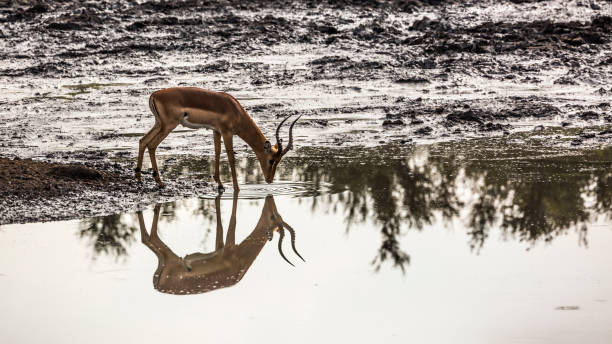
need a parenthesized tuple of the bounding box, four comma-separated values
(0, 0, 611, 224)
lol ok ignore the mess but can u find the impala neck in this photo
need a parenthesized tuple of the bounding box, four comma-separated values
(237, 116, 269, 159)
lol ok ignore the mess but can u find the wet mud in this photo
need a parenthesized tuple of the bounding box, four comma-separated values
(1, 0, 611, 224)
(0, 155, 210, 225)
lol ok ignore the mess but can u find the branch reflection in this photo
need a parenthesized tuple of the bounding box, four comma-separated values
(78, 214, 137, 259)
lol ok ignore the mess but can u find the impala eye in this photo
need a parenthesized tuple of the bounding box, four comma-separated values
(269, 159, 275, 165)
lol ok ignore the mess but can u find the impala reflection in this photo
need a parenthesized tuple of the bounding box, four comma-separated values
(137, 193, 304, 295)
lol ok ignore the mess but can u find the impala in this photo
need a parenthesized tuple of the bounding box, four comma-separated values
(136, 87, 301, 191)
(137, 194, 304, 294)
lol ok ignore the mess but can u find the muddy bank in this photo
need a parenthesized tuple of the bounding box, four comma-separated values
(0, 157, 135, 196)
(0, 156, 211, 225)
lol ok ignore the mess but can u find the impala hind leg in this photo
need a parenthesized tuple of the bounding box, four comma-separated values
(213, 131, 224, 193)
(136, 124, 161, 182)
(147, 127, 173, 187)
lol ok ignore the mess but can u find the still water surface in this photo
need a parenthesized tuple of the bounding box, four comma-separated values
(1, 142, 611, 343)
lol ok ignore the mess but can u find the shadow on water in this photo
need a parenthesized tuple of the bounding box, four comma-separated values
(80, 142, 612, 277)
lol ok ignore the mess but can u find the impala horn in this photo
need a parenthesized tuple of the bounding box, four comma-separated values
(277, 226, 294, 266)
(283, 221, 305, 262)
(275, 114, 301, 156)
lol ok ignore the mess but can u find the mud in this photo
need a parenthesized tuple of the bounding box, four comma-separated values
(1, 157, 109, 198)
(1, 0, 611, 224)
(0, 156, 211, 225)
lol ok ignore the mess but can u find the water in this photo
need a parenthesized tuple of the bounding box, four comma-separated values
(1, 142, 611, 343)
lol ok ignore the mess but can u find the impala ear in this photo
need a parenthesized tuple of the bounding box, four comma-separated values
(264, 140, 271, 152)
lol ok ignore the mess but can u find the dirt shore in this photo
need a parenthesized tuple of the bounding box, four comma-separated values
(0, 156, 211, 225)
(0, 157, 126, 198)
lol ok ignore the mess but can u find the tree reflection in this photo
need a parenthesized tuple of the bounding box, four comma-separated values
(279, 145, 612, 269)
(78, 214, 137, 259)
(79, 143, 612, 272)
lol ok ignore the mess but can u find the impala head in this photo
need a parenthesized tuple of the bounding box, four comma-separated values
(262, 196, 305, 266)
(262, 114, 301, 184)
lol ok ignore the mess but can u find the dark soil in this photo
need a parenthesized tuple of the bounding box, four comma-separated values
(0, 156, 211, 225)
(0, 157, 119, 198)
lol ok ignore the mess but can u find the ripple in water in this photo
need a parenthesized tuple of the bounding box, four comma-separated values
(198, 180, 333, 199)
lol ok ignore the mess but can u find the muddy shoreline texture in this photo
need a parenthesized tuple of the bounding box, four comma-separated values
(1, 0, 611, 224)
(0, 156, 211, 225)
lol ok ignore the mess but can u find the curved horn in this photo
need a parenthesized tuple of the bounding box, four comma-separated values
(277, 227, 294, 266)
(283, 221, 305, 262)
(281, 115, 301, 156)
(275, 114, 292, 153)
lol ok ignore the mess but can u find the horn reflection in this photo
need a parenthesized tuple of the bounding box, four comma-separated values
(284, 221, 305, 262)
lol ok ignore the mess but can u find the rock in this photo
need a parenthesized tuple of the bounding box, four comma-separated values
(507, 103, 560, 118)
(447, 110, 484, 124)
(554, 76, 578, 85)
(47, 166, 102, 180)
(571, 138, 583, 146)
(415, 126, 433, 135)
(309, 56, 350, 65)
(47, 22, 83, 31)
(579, 111, 599, 120)
(27, 4, 50, 14)
(598, 129, 612, 135)
(579, 131, 596, 139)
(409, 17, 450, 31)
(480, 122, 506, 131)
(382, 119, 405, 127)
(395, 76, 430, 84)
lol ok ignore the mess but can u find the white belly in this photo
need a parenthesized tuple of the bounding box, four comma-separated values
(180, 116, 215, 130)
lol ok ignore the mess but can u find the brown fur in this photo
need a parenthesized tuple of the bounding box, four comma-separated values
(137, 195, 294, 295)
(136, 87, 291, 190)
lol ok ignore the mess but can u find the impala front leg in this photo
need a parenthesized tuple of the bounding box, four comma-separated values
(225, 191, 239, 247)
(213, 131, 224, 193)
(222, 133, 240, 192)
(137, 123, 161, 182)
(147, 127, 172, 188)
(214, 195, 225, 250)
